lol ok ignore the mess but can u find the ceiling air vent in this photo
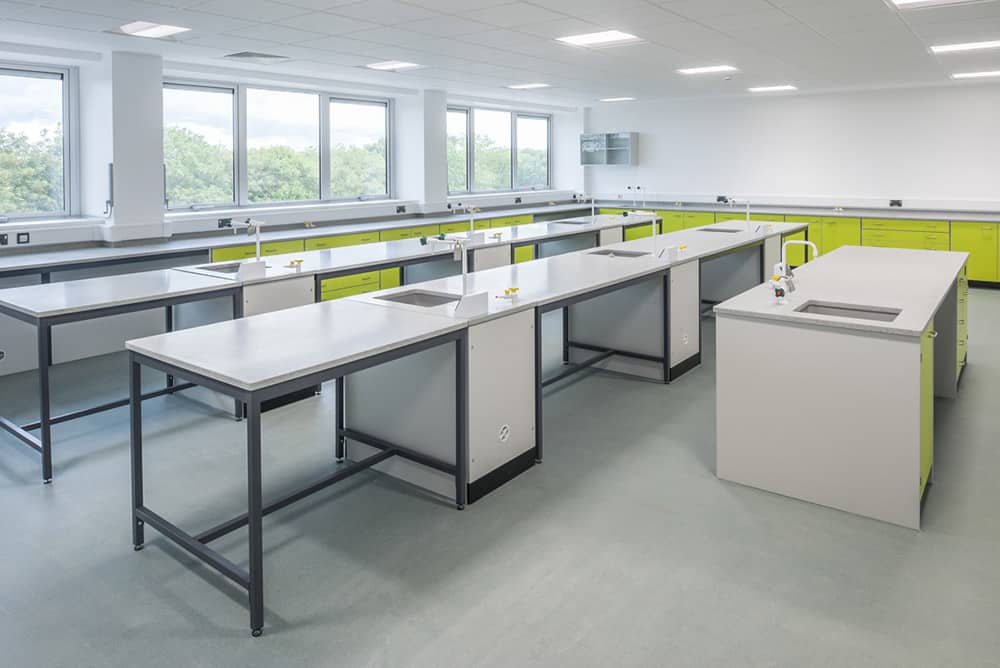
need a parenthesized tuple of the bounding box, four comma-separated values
(223, 52, 289, 65)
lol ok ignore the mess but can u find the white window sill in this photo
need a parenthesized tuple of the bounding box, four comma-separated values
(165, 199, 412, 222)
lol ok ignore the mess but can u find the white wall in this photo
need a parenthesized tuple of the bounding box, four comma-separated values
(584, 84, 1000, 210)
(550, 108, 584, 193)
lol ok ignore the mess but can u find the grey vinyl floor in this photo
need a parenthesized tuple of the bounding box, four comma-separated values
(1, 291, 999, 667)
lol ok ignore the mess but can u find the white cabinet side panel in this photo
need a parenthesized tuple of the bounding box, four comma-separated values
(243, 277, 315, 317)
(700, 245, 762, 304)
(472, 244, 511, 271)
(716, 314, 922, 529)
(599, 227, 624, 246)
(468, 310, 536, 481)
(669, 261, 701, 367)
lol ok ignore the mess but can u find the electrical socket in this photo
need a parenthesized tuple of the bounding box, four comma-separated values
(16, 232, 29, 244)
(890, 199, 902, 207)
(396, 205, 406, 214)
(514, 197, 522, 204)
(0, 233, 7, 245)
(217, 217, 232, 228)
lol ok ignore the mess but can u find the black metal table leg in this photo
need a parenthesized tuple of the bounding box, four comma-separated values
(165, 305, 175, 389)
(130, 357, 145, 550)
(562, 306, 570, 365)
(455, 335, 467, 510)
(335, 376, 345, 462)
(662, 272, 671, 384)
(246, 396, 264, 637)
(534, 308, 543, 464)
(232, 290, 245, 421)
(38, 322, 52, 483)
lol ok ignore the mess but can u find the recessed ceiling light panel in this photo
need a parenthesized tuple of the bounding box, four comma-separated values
(119, 21, 190, 39)
(507, 83, 551, 90)
(677, 65, 739, 75)
(748, 85, 798, 93)
(365, 61, 422, 71)
(891, 0, 984, 8)
(952, 70, 1000, 79)
(930, 39, 1000, 53)
(599, 97, 636, 102)
(556, 30, 640, 47)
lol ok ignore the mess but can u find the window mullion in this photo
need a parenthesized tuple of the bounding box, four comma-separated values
(319, 95, 331, 201)
(236, 85, 247, 207)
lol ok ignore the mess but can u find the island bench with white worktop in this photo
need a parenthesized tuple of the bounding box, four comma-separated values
(124, 219, 806, 636)
(715, 245, 969, 530)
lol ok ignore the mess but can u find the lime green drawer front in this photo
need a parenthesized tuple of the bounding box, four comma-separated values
(260, 240, 304, 256)
(822, 218, 861, 254)
(750, 213, 784, 222)
(785, 215, 821, 224)
(950, 222, 998, 282)
(305, 232, 378, 250)
(658, 211, 685, 233)
(380, 268, 401, 289)
(508, 214, 533, 226)
(514, 245, 535, 264)
(684, 212, 715, 228)
(379, 227, 413, 241)
(920, 323, 934, 496)
(624, 224, 654, 241)
(864, 218, 949, 233)
(321, 271, 380, 292)
(488, 217, 510, 228)
(211, 245, 256, 262)
(863, 230, 948, 251)
(321, 284, 381, 301)
(783, 231, 808, 265)
(600, 208, 628, 216)
(440, 222, 468, 234)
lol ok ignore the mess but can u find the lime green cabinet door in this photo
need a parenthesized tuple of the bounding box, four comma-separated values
(782, 231, 808, 265)
(380, 268, 401, 289)
(684, 212, 715, 228)
(951, 222, 998, 282)
(211, 245, 256, 262)
(658, 211, 685, 233)
(920, 322, 934, 497)
(822, 217, 861, 254)
(624, 224, 653, 241)
(513, 245, 535, 263)
(600, 208, 628, 216)
(786, 216, 822, 257)
(261, 240, 304, 256)
(507, 214, 532, 226)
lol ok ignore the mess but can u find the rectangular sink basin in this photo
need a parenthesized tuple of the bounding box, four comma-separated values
(588, 249, 651, 258)
(376, 290, 461, 307)
(795, 301, 901, 322)
(194, 262, 245, 274)
(699, 228, 743, 234)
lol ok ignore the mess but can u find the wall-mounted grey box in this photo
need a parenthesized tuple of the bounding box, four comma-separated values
(581, 132, 637, 166)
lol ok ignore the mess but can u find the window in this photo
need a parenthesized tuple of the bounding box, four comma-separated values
(329, 99, 388, 199)
(448, 106, 550, 194)
(516, 115, 549, 189)
(472, 108, 512, 192)
(447, 109, 468, 193)
(0, 67, 68, 218)
(163, 84, 234, 209)
(246, 88, 320, 203)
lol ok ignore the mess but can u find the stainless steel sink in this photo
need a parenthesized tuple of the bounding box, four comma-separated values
(588, 249, 651, 258)
(699, 228, 743, 233)
(376, 290, 461, 307)
(193, 262, 245, 274)
(795, 301, 901, 322)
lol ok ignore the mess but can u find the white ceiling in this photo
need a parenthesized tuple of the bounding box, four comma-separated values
(0, 0, 999, 106)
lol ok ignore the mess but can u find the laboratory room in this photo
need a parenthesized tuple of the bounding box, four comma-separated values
(1, 0, 999, 665)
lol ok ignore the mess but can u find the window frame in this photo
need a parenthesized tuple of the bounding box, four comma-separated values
(448, 104, 551, 195)
(446, 106, 471, 195)
(162, 81, 238, 211)
(0, 62, 78, 222)
(163, 80, 394, 211)
(326, 95, 391, 202)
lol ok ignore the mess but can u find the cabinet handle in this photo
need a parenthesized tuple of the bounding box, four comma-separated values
(929, 331, 939, 338)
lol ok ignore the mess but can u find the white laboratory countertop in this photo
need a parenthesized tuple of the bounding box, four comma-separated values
(174, 213, 657, 285)
(0, 203, 591, 274)
(0, 269, 236, 319)
(713, 246, 969, 337)
(349, 221, 804, 324)
(126, 298, 466, 391)
(603, 201, 1000, 224)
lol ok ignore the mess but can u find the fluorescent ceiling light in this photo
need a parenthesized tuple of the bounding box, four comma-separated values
(951, 70, 1000, 79)
(366, 60, 422, 71)
(892, 0, 982, 7)
(599, 97, 636, 102)
(748, 85, 797, 93)
(119, 21, 190, 39)
(507, 83, 551, 90)
(556, 30, 640, 47)
(931, 39, 1000, 53)
(677, 65, 738, 75)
